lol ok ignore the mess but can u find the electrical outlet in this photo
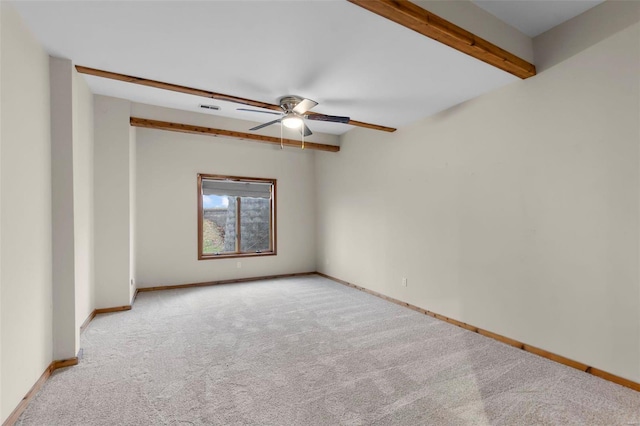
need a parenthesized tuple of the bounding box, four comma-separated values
(237, 261, 242, 269)
(402, 277, 407, 287)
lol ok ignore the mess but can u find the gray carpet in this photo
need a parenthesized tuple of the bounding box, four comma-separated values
(17, 275, 640, 425)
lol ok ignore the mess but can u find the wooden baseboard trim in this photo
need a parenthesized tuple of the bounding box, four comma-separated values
(94, 305, 131, 315)
(51, 357, 79, 370)
(137, 272, 316, 293)
(316, 272, 640, 393)
(79, 310, 97, 333)
(477, 328, 524, 349)
(1, 357, 78, 426)
(522, 344, 590, 372)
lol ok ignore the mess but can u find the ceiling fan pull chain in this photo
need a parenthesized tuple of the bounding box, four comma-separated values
(301, 125, 305, 150)
(280, 120, 284, 149)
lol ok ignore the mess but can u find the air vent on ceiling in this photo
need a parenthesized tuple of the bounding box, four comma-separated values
(200, 104, 220, 111)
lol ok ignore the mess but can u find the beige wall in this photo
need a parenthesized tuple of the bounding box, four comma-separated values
(135, 113, 317, 287)
(316, 12, 640, 382)
(534, 0, 640, 71)
(73, 68, 95, 337)
(50, 57, 77, 360)
(0, 3, 53, 422)
(94, 95, 132, 309)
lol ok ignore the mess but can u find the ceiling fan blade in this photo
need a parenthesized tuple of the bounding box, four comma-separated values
(300, 123, 313, 137)
(237, 108, 282, 116)
(293, 98, 318, 115)
(305, 113, 350, 124)
(250, 119, 282, 131)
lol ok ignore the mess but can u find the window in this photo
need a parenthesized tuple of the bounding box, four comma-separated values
(198, 174, 276, 259)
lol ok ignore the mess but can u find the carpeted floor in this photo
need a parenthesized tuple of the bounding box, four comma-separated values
(17, 275, 640, 425)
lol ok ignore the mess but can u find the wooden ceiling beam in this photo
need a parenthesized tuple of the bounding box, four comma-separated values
(76, 66, 282, 111)
(130, 117, 341, 152)
(77, 65, 396, 132)
(347, 0, 536, 79)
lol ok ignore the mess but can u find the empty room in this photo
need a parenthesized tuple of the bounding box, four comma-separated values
(1, 0, 640, 424)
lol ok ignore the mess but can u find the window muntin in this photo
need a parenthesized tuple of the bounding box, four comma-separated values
(198, 174, 276, 259)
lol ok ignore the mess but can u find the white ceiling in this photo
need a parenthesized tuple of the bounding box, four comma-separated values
(12, 1, 602, 136)
(473, 0, 605, 37)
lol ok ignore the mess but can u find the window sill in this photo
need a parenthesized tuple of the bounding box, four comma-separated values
(198, 251, 276, 261)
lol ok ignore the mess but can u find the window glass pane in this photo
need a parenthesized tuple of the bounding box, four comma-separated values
(202, 195, 236, 254)
(240, 196, 271, 253)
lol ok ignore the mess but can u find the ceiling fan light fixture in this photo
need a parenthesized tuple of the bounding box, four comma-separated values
(282, 114, 303, 129)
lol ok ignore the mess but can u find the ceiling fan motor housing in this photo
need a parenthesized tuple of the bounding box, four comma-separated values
(278, 96, 304, 113)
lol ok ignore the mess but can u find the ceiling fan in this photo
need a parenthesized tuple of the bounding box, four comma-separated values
(237, 96, 350, 137)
